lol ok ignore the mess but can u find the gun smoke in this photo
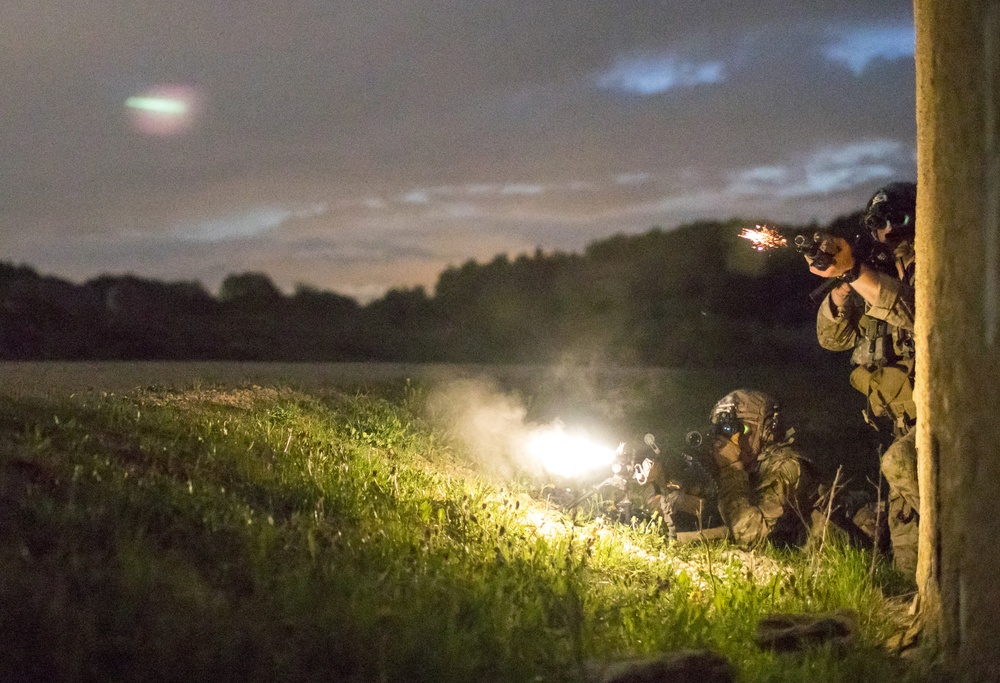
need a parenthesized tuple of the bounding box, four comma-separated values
(423, 374, 625, 480)
(424, 377, 538, 478)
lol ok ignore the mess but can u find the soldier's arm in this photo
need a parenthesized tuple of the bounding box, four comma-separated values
(807, 236, 915, 333)
(816, 287, 864, 352)
(853, 267, 915, 332)
(717, 450, 801, 546)
(716, 465, 769, 545)
(753, 455, 802, 526)
(711, 436, 773, 545)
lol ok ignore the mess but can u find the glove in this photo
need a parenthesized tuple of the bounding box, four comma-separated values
(711, 435, 744, 470)
(806, 236, 855, 278)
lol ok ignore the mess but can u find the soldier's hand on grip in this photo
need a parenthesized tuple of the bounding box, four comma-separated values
(805, 236, 855, 278)
(711, 435, 744, 470)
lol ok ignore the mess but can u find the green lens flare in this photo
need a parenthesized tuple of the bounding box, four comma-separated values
(125, 96, 189, 114)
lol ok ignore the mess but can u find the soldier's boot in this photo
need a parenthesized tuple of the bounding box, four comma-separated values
(852, 502, 879, 542)
(887, 493, 919, 580)
(851, 501, 889, 550)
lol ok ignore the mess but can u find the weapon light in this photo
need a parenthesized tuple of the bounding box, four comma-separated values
(525, 424, 618, 479)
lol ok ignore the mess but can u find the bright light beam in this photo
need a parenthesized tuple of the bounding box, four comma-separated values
(125, 84, 201, 137)
(125, 96, 189, 115)
(525, 425, 617, 479)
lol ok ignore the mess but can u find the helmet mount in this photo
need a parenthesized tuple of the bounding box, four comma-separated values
(710, 389, 780, 453)
(862, 181, 916, 244)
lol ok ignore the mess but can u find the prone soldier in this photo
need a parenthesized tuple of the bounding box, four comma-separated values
(645, 389, 854, 548)
(705, 389, 821, 547)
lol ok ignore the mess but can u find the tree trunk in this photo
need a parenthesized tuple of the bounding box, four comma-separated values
(915, 0, 1000, 678)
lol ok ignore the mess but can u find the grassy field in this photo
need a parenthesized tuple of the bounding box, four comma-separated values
(0, 361, 883, 482)
(0, 364, 934, 681)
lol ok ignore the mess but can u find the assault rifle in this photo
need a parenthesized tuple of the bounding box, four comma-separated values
(561, 441, 633, 513)
(792, 231, 895, 302)
(564, 430, 721, 540)
(642, 432, 721, 539)
(740, 225, 895, 302)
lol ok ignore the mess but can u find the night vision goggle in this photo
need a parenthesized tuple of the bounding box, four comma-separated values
(710, 413, 750, 438)
(863, 196, 911, 237)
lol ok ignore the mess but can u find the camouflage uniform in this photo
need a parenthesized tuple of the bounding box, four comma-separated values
(816, 241, 918, 576)
(708, 390, 822, 547)
(714, 436, 820, 546)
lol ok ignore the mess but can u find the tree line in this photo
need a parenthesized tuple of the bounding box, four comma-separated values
(0, 215, 863, 366)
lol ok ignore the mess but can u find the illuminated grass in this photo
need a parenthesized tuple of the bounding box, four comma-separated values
(0, 384, 930, 682)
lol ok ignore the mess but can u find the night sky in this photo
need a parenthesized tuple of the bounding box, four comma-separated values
(3, 1, 916, 301)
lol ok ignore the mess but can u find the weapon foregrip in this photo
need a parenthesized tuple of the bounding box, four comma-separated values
(809, 275, 847, 303)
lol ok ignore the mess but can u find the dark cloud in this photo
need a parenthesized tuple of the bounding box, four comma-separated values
(2, 1, 916, 299)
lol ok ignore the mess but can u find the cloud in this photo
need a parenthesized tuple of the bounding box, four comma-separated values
(0, 1, 918, 298)
(728, 139, 909, 198)
(171, 206, 328, 242)
(596, 54, 725, 95)
(823, 23, 916, 74)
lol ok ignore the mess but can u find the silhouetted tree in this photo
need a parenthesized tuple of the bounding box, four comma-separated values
(0, 212, 863, 365)
(219, 272, 283, 306)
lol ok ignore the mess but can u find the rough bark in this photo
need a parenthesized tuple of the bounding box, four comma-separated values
(914, 0, 1000, 678)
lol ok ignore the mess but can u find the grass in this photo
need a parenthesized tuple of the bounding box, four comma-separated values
(0, 380, 934, 682)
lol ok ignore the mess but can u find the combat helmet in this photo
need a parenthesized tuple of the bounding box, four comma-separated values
(862, 181, 916, 244)
(709, 389, 781, 454)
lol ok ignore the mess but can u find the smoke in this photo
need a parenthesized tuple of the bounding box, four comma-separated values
(423, 376, 544, 478)
(422, 372, 628, 480)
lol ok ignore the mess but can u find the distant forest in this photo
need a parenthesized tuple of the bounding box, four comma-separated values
(0, 215, 863, 367)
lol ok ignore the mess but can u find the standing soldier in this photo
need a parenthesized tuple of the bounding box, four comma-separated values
(805, 182, 918, 579)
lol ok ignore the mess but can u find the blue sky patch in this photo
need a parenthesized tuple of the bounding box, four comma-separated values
(823, 23, 915, 74)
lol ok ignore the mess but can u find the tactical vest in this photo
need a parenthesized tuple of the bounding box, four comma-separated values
(848, 315, 916, 436)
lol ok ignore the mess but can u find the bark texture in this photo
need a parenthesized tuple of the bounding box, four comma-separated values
(914, 0, 1000, 678)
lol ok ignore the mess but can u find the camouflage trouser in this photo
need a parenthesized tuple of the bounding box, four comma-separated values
(880, 429, 919, 578)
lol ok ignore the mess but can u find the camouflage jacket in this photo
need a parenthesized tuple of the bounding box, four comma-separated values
(715, 439, 818, 546)
(816, 242, 916, 431)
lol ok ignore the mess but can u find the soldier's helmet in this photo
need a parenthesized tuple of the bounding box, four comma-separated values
(709, 389, 781, 453)
(862, 181, 916, 244)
